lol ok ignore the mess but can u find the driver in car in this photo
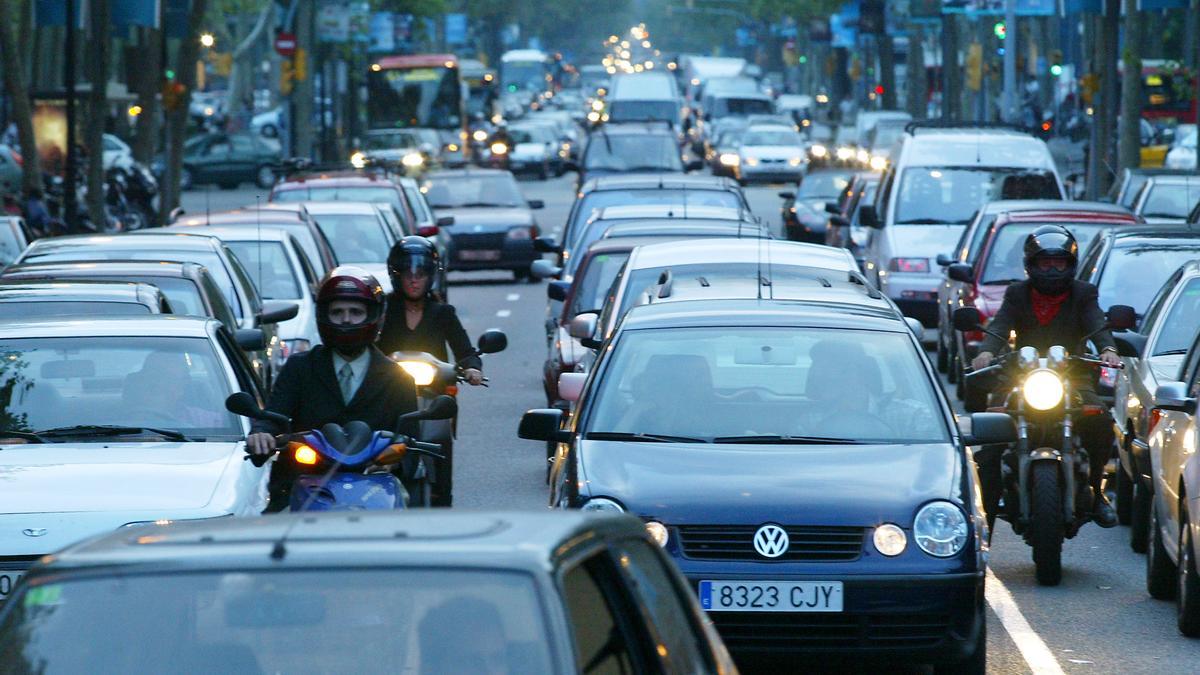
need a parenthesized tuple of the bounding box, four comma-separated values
(246, 266, 417, 511)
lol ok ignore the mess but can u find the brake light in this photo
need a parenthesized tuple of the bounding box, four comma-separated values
(1082, 405, 1105, 416)
(888, 257, 930, 273)
(1149, 408, 1163, 432)
(293, 444, 319, 465)
(1098, 366, 1118, 389)
(10, 150, 22, 167)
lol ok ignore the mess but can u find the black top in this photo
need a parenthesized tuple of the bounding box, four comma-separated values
(251, 344, 418, 436)
(981, 279, 1116, 355)
(378, 298, 482, 370)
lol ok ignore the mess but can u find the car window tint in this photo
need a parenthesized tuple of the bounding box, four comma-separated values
(199, 272, 240, 331)
(1097, 245, 1200, 314)
(225, 241, 302, 300)
(617, 542, 710, 672)
(1153, 278, 1200, 356)
(289, 238, 319, 291)
(122, 276, 205, 317)
(562, 554, 643, 674)
(1142, 182, 1200, 219)
(311, 214, 391, 264)
(570, 252, 631, 319)
(0, 301, 152, 318)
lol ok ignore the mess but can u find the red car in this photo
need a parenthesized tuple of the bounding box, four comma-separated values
(942, 209, 1141, 408)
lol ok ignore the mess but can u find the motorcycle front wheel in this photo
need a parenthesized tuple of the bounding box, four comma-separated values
(1030, 461, 1065, 586)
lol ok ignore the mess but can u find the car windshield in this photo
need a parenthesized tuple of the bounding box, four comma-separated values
(567, 189, 742, 246)
(1154, 278, 1200, 355)
(363, 132, 418, 150)
(310, 214, 390, 264)
(980, 222, 1111, 285)
(607, 100, 678, 123)
(1142, 182, 1200, 219)
(0, 336, 239, 439)
(586, 326, 948, 443)
(0, 569, 552, 674)
(509, 127, 553, 144)
(225, 241, 302, 300)
(273, 187, 404, 211)
(798, 171, 853, 199)
(742, 130, 803, 146)
(569, 251, 630, 317)
(121, 276, 208, 317)
(894, 168, 1060, 224)
(1097, 244, 1200, 313)
(423, 175, 525, 208)
(584, 134, 682, 172)
(0, 301, 152, 318)
(713, 97, 773, 116)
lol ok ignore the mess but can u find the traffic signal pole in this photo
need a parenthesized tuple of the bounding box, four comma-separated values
(1002, 0, 1018, 122)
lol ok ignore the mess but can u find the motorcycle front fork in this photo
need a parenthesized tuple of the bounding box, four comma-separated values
(1007, 412, 1091, 536)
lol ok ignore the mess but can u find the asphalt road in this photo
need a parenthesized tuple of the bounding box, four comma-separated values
(188, 175, 1200, 674)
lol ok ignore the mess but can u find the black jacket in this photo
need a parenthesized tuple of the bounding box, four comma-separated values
(251, 345, 418, 436)
(980, 279, 1116, 355)
(378, 298, 482, 370)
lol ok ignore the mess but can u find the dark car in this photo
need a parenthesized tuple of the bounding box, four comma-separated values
(779, 168, 854, 243)
(521, 279, 1011, 670)
(824, 171, 881, 266)
(0, 511, 736, 674)
(574, 122, 702, 187)
(1107, 167, 1196, 209)
(0, 281, 171, 317)
(156, 132, 280, 190)
(422, 169, 543, 280)
(174, 206, 339, 277)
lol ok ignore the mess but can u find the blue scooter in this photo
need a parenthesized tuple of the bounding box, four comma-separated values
(225, 392, 456, 511)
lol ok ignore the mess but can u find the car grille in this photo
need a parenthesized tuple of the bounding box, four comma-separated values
(677, 525, 865, 562)
(0, 554, 44, 569)
(712, 612, 953, 651)
(452, 232, 507, 250)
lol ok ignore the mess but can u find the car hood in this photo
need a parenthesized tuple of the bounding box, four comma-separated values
(1148, 353, 1187, 382)
(580, 440, 961, 526)
(742, 146, 802, 160)
(436, 207, 534, 228)
(888, 224, 968, 259)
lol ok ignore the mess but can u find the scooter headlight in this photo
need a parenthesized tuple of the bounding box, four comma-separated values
(396, 360, 437, 386)
(490, 142, 509, 155)
(472, 129, 489, 142)
(1022, 368, 1064, 411)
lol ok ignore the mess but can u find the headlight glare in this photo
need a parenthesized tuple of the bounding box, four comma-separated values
(810, 144, 828, 158)
(397, 360, 437, 386)
(719, 153, 740, 166)
(490, 142, 508, 155)
(873, 523, 907, 556)
(913, 502, 968, 557)
(645, 521, 669, 547)
(401, 152, 425, 168)
(472, 129, 489, 142)
(1022, 369, 1064, 411)
(581, 497, 625, 513)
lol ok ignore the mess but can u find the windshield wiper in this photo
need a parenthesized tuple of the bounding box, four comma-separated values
(35, 425, 191, 442)
(456, 201, 516, 208)
(712, 434, 866, 444)
(586, 431, 710, 443)
(0, 430, 45, 444)
(1155, 349, 1190, 356)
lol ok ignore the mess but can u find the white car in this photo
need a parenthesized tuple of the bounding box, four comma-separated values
(0, 316, 270, 600)
(731, 125, 806, 184)
(302, 201, 401, 293)
(1165, 124, 1197, 170)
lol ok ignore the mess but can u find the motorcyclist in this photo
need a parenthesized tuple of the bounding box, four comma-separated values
(970, 225, 1120, 529)
(378, 236, 484, 506)
(247, 266, 418, 511)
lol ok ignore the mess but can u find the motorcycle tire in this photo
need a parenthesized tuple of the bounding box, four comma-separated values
(1178, 502, 1200, 636)
(1029, 462, 1064, 586)
(1131, 478, 1151, 554)
(1147, 500, 1177, 600)
(406, 478, 433, 508)
(1116, 454, 1133, 526)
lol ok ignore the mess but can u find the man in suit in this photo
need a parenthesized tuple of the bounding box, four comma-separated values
(971, 224, 1120, 529)
(247, 266, 417, 511)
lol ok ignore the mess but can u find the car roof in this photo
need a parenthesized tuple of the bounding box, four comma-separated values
(0, 281, 164, 303)
(980, 199, 1128, 215)
(581, 236, 666, 257)
(580, 174, 742, 193)
(621, 295, 907, 332)
(0, 315, 214, 339)
(39, 511, 646, 573)
(275, 174, 397, 188)
(427, 168, 510, 179)
(28, 232, 220, 252)
(602, 220, 767, 238)
(175, 210, 303, 227)
(593, 204, 747, 221)
(1107, 226, 1200, 244)
(299, 201, 384, 215)
(159, 224, 292, 242)
(593, 122, 675, 136)
(2, 260, 201, 279)
(629, 238, 856, 271)
(900, 132, 1055, 169)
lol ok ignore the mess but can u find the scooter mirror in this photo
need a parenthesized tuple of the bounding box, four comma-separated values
(477, 329, 508, 354)
(952, 306, 983, 332)
(413, 395, 458, 421)
(226, 392, 264, 419)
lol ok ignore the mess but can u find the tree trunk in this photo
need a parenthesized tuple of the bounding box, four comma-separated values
(85, 0, 110, 230)
(161, 0, 208, 219)
(0, 0, 42, 193)
(1117, 0, 1142, 175)
(905, 25, 926, 118)
(131, 27, 162, 165)
(292, 0, 314, 160)
(1096, 0, 1120, 196)
(878, 33, 897, 110)
(225, 2, 272, 129)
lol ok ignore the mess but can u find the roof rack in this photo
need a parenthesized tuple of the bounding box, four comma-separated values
(903, 120, 1032, 136)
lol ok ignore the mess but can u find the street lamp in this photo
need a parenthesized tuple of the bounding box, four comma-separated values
(199, 32, 215, 48)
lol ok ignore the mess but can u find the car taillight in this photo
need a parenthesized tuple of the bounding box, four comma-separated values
(1148, 408, 1164, 432)
(888, 257, 930, 273)
(507, 226, 533, 240)
(1098, 366, 1118, 389)
(10, 150, 22, 167)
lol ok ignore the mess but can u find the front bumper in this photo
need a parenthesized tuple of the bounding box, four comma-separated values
(446, 231, 538, 271)
(739, 163, 804, 183)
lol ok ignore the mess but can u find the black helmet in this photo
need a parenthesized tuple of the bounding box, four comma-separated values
(387, 236, 441, 295)
(1023, 224, 1078, 294)
(316, 266, 387, 353)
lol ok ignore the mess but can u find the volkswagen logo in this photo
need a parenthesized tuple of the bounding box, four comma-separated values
(753, 524, 789, 558)
(22, 528, 47, 538)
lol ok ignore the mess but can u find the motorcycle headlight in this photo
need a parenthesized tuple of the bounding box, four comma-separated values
(397, 360, 437, 386)
(645, 521, 669, 547)
(810, 144, 828, 158)
(1022, 368, 1064, 411)
(349, 151, 367, 169)
(472, 129, 489, 142)
(401, 152, 425, 168)
(869, 155, 888, 171)
(913, 501, 968, 557)
(719, 153, 740, 166)
(490, 142, 508, 155)
(581, 497, 624, 513)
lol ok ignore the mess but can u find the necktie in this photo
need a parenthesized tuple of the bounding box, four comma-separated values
(338, 362, 354, 403)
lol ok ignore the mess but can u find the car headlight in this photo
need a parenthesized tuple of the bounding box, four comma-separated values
(913, 502, 968, 557)
(401, 152, 424, 168)
(873, 523, 907, 556)
(490, 142, 508, 155)
(396, 360, 437, 386)
(645, 521, 669, 547)
(349, 151, 367, 168)
(788, 156, 803, 166)
(856, 149, 870, 164)
(836, 146, 855, 161)
(581, 497, 625, 513)
(719, 153, 740, 166)
(869, 155, 888, 171)
(743, 156, 759, 166)
(810, 144, 828, 158)
(1023, 368, 1065, 411)
(472, 129, 489, 142)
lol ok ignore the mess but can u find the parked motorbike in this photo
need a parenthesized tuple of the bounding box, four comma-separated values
(225, 392, 456, 511)
(955, 305, 1136, 585)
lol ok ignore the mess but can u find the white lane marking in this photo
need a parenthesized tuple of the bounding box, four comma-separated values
(496, 309, 512, 318)
(506, 293, 520, 301)
(986, 569, 1065, 675)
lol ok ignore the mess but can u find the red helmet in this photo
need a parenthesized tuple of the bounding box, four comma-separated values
(316, 266, 387, 351)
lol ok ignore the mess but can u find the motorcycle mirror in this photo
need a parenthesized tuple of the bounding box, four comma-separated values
(1106, 305, 1137, 331)
(952, 307, 983, 332)
(477, 329, 508, 354)
(225, 392, 262, 419)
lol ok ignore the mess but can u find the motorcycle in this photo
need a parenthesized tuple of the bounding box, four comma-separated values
(954, 305, 1136, 585)
(390, 329, 508, 506)
(224, 391, 456, 511)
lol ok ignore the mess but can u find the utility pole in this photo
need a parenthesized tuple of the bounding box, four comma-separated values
(1117, 0, 1142, 175)
(1097, 0, 1120, 196)
(941, 13, 960, 121)
(293, 0, 314, 160)
(64, 0, 78, 232)
(1002, 0, 1018, 122)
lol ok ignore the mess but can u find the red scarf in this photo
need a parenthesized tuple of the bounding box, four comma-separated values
(1031, 288, 1070, 326)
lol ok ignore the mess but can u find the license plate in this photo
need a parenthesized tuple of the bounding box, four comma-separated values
(458, 249, 501, 261)
(0, 570, 26, 601)
(699, 580, 843, 612)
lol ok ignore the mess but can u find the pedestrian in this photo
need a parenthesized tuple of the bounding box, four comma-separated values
(22, 187, 51, 236)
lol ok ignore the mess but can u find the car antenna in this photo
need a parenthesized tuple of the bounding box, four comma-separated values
(765, 237, 775, 300)
(205, 184, 211, 226)
(601, 125, 612, 155)
(255, 195, 264, 296)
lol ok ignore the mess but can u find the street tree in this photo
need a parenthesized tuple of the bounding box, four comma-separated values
(0, 0, 42, 193)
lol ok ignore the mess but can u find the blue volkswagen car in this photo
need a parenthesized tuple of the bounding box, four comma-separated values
(520, 278, 1014, 671)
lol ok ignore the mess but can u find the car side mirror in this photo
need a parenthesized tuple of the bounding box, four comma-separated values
(568, 312, 598, 340)
(1106, 304, 1137, 331)
(824, 201, 840, 215)
(399, 394, 458, 422)
(436, 216, 455, 227)
(947, 263, 974, 284)
(258, 300, 299, 325)
(778, 190, 796, 200)
(235, 328, 267, 351)
(534, 237, 561, 253)
(518, 408, 566, 442)
(935, 253, 954, 267)
(558, 372, 588, 402)
(476, 329, 507, 354)
(1154, 382, 1197, 414)
(830, 214, 849, 227)
(859, 204, 880, 229)
(528, 199, 545, 210)
(531, 259, 562, 280)
(964, 412, 1017, 445)
(685, 159, 704, 172)
(1113, 332, 1146, 358)
(547, 280, 570, 301)
(952, 306, 983, 332)
(417, 225, 439, 237)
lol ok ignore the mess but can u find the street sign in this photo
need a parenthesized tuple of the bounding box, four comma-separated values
(275, 32, 296, 57)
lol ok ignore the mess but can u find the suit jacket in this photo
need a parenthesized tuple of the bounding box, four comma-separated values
(980, 279, 1116, 356)
(377, 299, 482, 369)
(251, 344, 418, 437)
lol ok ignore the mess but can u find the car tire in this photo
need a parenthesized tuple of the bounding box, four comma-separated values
(1178, 502, 1200, 636)
(1132, 477, 1152, 553)
(179, 167, 193, 191)
(1148, 500, 1177, 599)
(936, 332, 949, 373)
(934, 618, 985, 674)
(1116, 451, 1133, 526)
(1030, 461, 1064, 586)
(513, 268, 531, 282)
(255, 165, 276, 189)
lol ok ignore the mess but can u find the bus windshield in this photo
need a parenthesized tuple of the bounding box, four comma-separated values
(502, 61, 547, 92)
(367, 65, 462, 131)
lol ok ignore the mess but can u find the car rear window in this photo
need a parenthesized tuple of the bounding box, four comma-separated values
(225, 241, 302, 300)
(273, 186, 404, 211)
(1097, 243, 1200, 313)
(310, 214, 391, 264)
(0, 301, 151, 318)
(979, 222, 1110, 285)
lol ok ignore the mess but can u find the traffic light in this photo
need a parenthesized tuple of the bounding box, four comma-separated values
(993, 21, 1006, 40)
(162, 81, 187, 112)
(280, 59, 294, 95)
(293, 48, 307, 82)
(1049, 50, 1064, 77)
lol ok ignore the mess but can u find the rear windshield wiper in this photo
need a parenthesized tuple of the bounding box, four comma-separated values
(456, 201, 516, 208)
(586, 431, 710, 443)
(36, 425, 191, 442)
(712, 434, 865, 444)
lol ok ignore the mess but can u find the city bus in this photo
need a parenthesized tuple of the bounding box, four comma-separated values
(366, 53, 469, 165)
(500, 49, 552, 96)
